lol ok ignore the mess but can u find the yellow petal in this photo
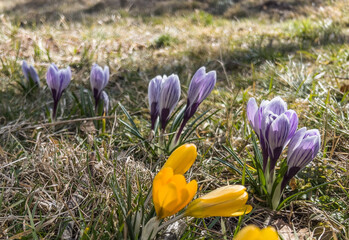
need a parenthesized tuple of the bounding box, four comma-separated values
(234, 225, 279, 240)
(163, 144, 197, 175)
(199, 185, 246, 203)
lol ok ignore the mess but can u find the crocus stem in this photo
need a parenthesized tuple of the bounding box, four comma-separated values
(159, 129, 165, 154)
(52, 101, 58, 121)
(157, 213, 186, 231)
(102, 112, 106, 133)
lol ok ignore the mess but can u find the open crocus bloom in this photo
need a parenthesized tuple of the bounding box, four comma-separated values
(234, 225, 279, 240)
(153, 167, 197, 219)
(184, 185, 252, 218)
(162, 144, 197, 175)
(246, 97, 298, 172)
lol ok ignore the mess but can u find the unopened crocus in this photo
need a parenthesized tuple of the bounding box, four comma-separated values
(90, 64, 109, 110)
(46, 63, 71, 119)
(162, 144, 197, 175)
(159, 74, 181, 130)
(22, 60, 40, 86)
(153, 167, 197, 219)
(174, 67, 216, 143)
(246, 97, 298, 173)
(281, 127, 321, 190)
(234, 225, 279, 240)
(148, 76, 162, 130)
(184, 185, 252, 218)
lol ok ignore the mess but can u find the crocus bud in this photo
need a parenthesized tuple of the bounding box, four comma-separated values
(22, 60, 40, 86)
(90, 64, 109, 110)
(46, 63, 71, 119)
(153, 167, 197, 219)
(159, 74, 181, 130)
(148, 76, 162, 130)
(185, 185, 252, 218)
(101, 91, 109, 115)
(162, 144, 197, 175)
(281, 127, 321, 190)
(246, 97, 298, 172)
(234, 225, 279, 240)
(175, 67, 216, 142)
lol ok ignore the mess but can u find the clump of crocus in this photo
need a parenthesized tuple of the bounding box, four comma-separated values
(173, 67, 216, 144)
(185, 185, 252, 218)
(46, 63, 71, 120)
(22, 60, 40, 87)
(247, 97, 298, 193)
(234, 225, 279, 240)
(90, 63, 109, 111)
(148, 76, 162, 130)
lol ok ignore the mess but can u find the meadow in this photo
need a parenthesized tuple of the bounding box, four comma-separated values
(0, 0, 348, 239)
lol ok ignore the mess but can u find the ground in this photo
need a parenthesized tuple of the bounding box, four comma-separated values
(0, 0, 348, 239)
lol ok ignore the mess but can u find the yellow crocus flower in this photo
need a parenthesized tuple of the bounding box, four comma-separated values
(153, 167, 197, 219)
(184, 185, 252, 218)
(162, 144, 197, 175)
(234, 225, 279, 240)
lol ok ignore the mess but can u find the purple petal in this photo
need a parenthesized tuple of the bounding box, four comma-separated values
(46, 64, 59, 91)
(187, 67, 206, 102)
(197, 70, 216, 103)
(29, 66, 40, 85)
(59, 66, 71, 92)
(267, 114, 289, 164)
(285, 110, 298, 142)
(90, 64, 105, 93)
(264, 97, 287, 115)
(288, 127, 307, 155)
(103, 66, 110, 89)
(159, 74, 181, 129)
(247, 98, 258, 130)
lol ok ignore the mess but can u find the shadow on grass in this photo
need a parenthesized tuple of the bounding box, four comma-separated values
(3, 0, 331, 24)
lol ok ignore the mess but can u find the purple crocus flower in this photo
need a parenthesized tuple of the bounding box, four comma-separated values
(174, 67, 216, 142)
(159, 74, 181, 131)
(90, 64, 109, 110)
(22, 60, 40, 86)
(148, 76, 162, 130)
(247, 97, 298, 172)
(46, 63, 71, 119)
(281, 128, 321, 190)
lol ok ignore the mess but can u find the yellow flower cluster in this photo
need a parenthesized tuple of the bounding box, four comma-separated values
(152, 144, 252, 219)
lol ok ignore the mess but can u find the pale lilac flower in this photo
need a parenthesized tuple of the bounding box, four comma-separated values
(281, 128, 321, 190)
(175, 67, 216, 142)
(22, 60, 40, 86)
(247, 97, 298, 172)
(148, 76, 162, 130)
(90, 64, 109, 109)
(46, 63, 71, 119)
(159, 74, 181, 130)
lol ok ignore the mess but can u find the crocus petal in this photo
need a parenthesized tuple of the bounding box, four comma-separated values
(264, 96, 287, 115)
(247, 98, 258, 131)
(197, 70, 216, 103)
(162, 144, 197, 175)
(29, 66, 40, 85)
(101, 91, 109, 114)
(159, 74, 181, 130)
(187, 67, 206, 103)
(284, 110, 298, 142)
(185, 185, 252, 218)
(22, 60, 29, 81)
(234, 225, 279, 240)
(152, 167, 197, 219)
(59, 66, 71, 92)
(103, 66, 109, 88)
(46, 64, 59, 91)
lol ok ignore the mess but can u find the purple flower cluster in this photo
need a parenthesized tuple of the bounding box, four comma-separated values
(22, 60, 40, 86)
(247, 97, 320, 191)
(147, 67, 216, 141)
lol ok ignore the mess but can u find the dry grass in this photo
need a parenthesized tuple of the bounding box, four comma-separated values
(0, 0, 349, 239)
